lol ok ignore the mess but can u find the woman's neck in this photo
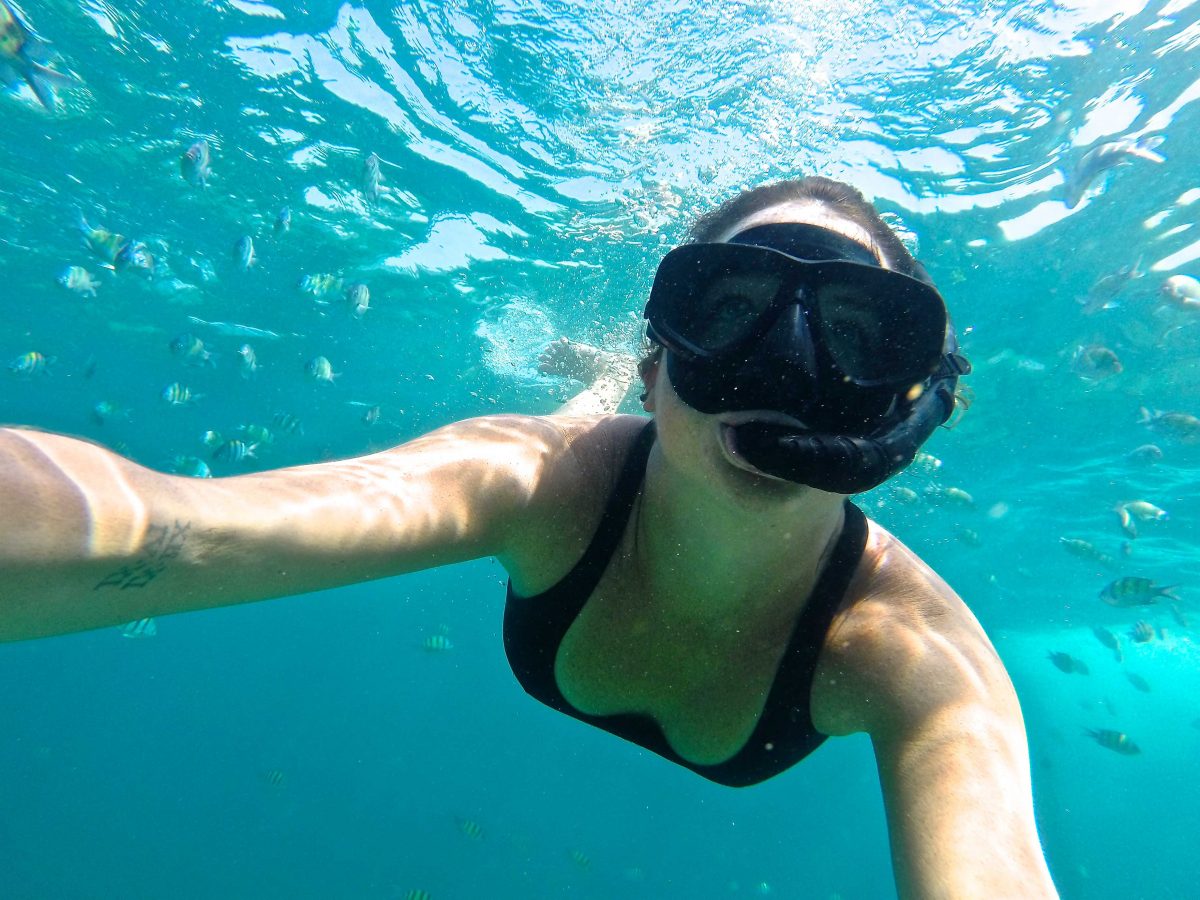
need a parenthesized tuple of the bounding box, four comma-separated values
(632, 442, 847, 629)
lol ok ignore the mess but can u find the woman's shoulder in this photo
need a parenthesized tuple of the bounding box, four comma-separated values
(813, 513, 1006, 737)
(499, 413, 649, 594)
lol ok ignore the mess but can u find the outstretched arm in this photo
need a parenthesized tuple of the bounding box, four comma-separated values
(816, 542, 1058, 899)
(0, 415, 571, 642)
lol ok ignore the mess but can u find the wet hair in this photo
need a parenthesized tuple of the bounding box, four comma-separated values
(637, 176, 921, 397)
(686, 176, 920, 276)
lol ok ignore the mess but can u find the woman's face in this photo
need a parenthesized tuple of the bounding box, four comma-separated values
(644, 200, 887, 494)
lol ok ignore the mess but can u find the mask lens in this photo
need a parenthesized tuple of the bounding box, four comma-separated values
(649, 245, 786, 355)
(812, 265, 945, 386)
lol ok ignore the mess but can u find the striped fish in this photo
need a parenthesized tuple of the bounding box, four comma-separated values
(1099, 577, 1178, 607)
(422, 634, 453, 652)
(9, 351, 52, 375)
(457, 818, 483, 840)
(162, 382, 199, 405)
(212, 439, 257, 464)
(121, 618, 157, 638)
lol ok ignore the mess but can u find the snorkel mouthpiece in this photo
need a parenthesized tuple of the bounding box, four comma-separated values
(730, 364, 963, 494)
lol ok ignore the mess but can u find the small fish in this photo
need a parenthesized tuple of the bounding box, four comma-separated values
(362, 404, 381, 426)
(422, 634, 453, 652)
(1120, 500, 1168, 524)
(1137, 407, 1200, 443)
(1047, 651, 1087, 675)
(1125, 672, 1151, 693)
(79, 216, 127, 264)
(1126, 444, 1163, 465)
(456, 818, 483, 840)
(271, 411, 303, 435)
(568, 849, 592, 870)
(299, 273, 343, 299)
(233, 235, 255, 270)
(200, 429, 223, 448)
(1064, 136, 1166, 209)
(0, 0, 77, 111)
(114, 239, 154, 275)
(1128, 620, 1155, 644)
(346, 282, 370, 317)
(362, 151, 382, 203)
(1161, 274, 1200, 311)
(237, 423, 274, 445)
(186, 316, 283, 340)
(91, 400, 127, 425)
(58, 265, 99, 297)
(305, 355, 338, 384)
(212, 439, 257, 463)
(181, 139, 211, 186)
(1100, 577, 1178, 606)
(121, 617, 157, 638)
(274, 205, 291, 234)
(262, 769, 286, 788)
(1081, 258, 1144, 314)
(923, 485, 975, 508)
(1090, 625, 1122, 661)
(161, 382, 199, 405)
(891, 486, 920, 505)
(403, 891, 431, 900)
(170, 332, 215, 367)
(8, 350, 51, 374)
(1084, 728, 1141, 755)
(172, 455, 212, 478)
(1072, 344, 1122, 382)
(237, 343, 258, 377)
(1060, 537, 1117, 570)
(912, 451, 942, 473)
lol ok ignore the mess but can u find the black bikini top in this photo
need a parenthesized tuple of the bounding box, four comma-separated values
(502, 420, 868, 787)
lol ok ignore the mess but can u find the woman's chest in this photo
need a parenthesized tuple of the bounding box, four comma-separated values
(552, 568, 798, 766)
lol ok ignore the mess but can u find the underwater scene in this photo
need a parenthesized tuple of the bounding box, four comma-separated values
(2, 0, 1200, 896)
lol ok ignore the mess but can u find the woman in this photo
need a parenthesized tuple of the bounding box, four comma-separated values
(0, 177, 1057, 897)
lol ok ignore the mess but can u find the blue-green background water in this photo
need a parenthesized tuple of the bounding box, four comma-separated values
(3, 0, 1200, 896)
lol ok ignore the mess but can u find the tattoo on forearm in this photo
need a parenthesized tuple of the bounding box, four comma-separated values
(94, 521, 192, 590)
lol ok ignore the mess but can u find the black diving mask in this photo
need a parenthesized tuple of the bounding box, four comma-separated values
(643, 222, 970, 493)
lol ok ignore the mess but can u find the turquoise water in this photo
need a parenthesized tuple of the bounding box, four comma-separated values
(3, 0, 1200, 896)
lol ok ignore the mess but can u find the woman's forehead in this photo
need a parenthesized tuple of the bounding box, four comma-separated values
(716, 200, 885, 265)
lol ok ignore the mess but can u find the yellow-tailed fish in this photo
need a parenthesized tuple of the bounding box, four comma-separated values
(0, 0, 77, 110)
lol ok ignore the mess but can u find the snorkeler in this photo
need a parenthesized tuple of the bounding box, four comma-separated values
(0, 176, 1057, 897)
